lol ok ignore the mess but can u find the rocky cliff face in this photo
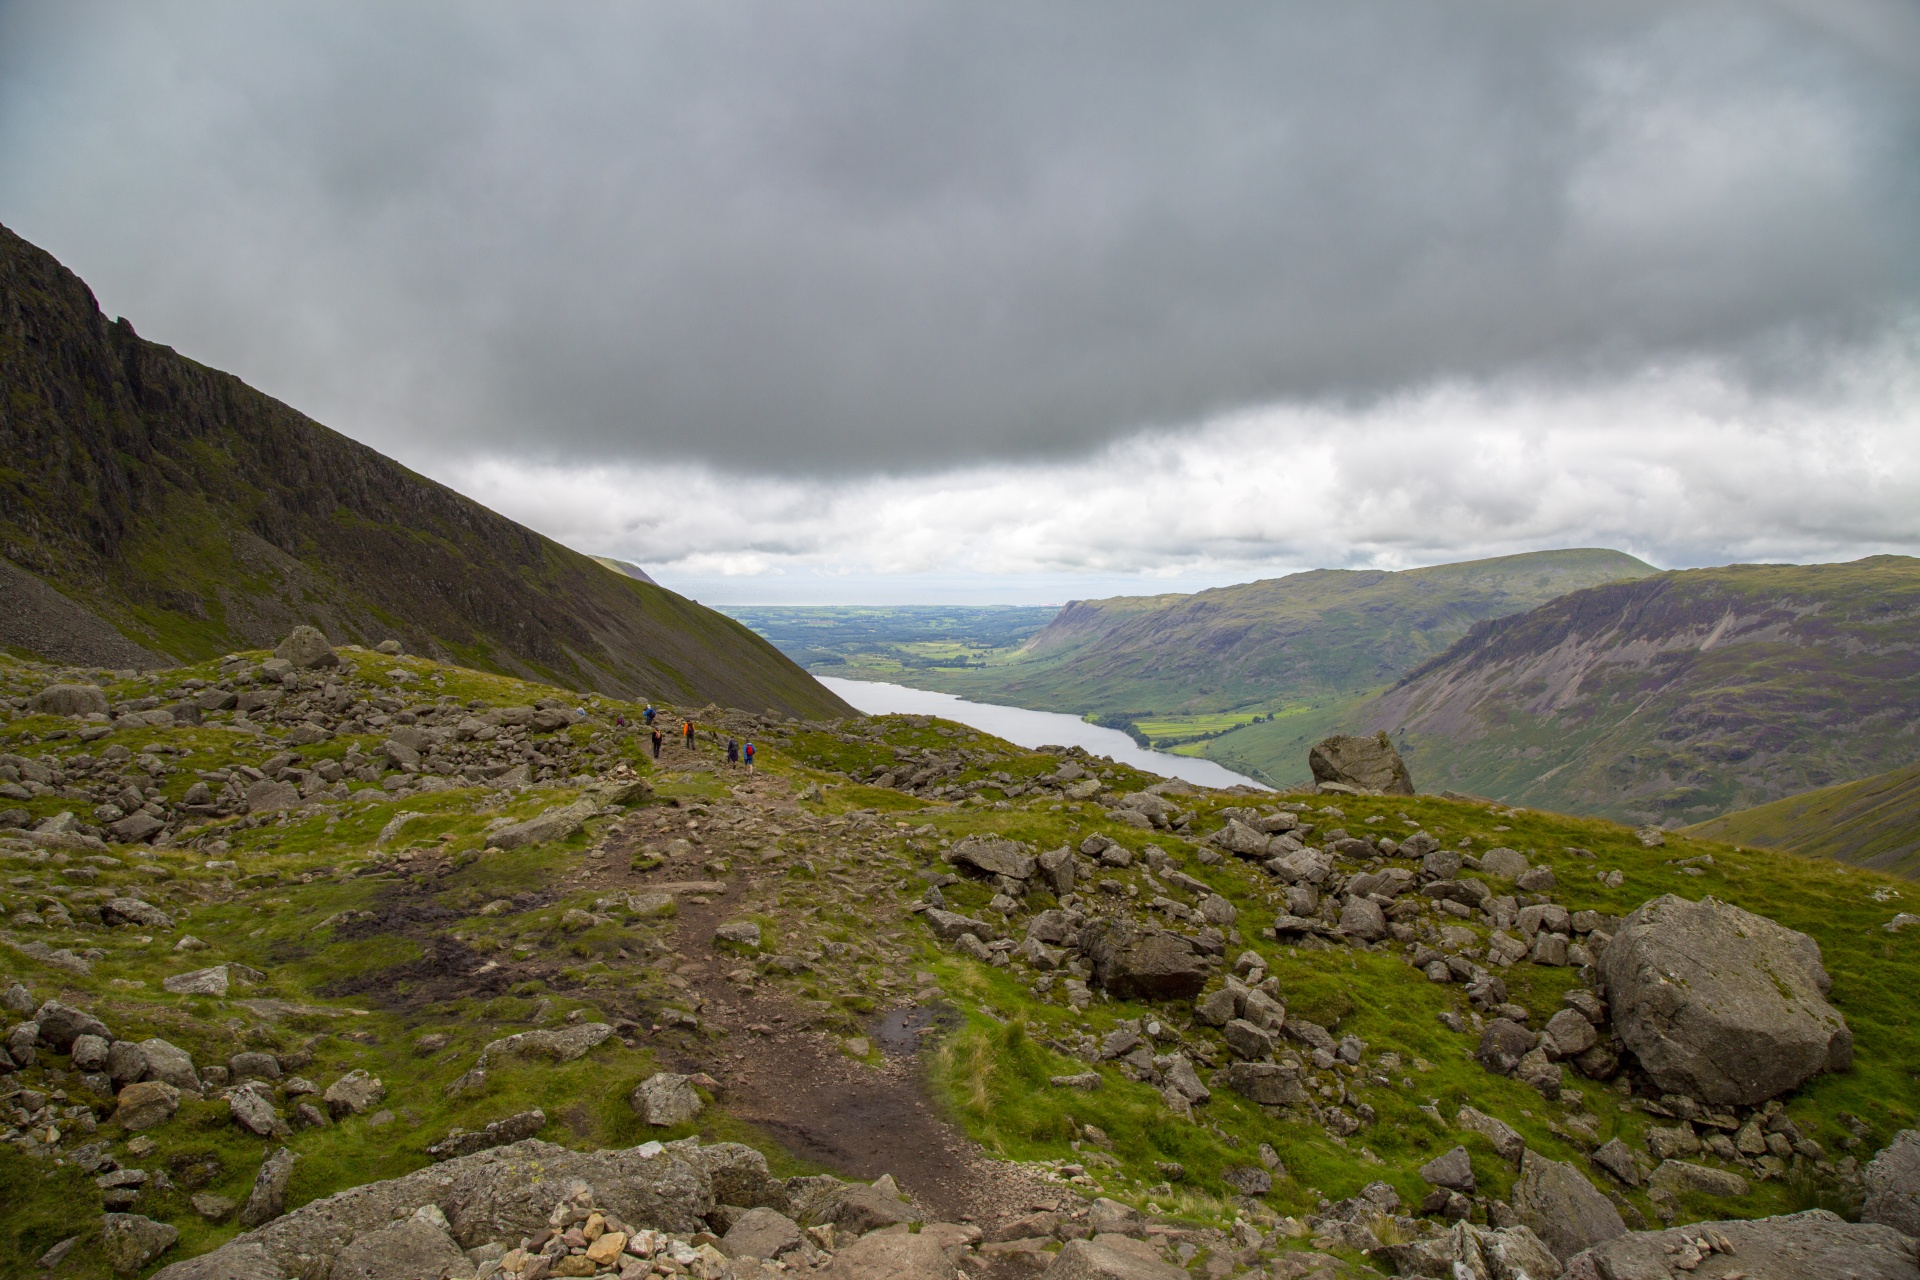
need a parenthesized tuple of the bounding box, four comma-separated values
(0, 223, 849, 720)
(1362, 557, 1920, 825)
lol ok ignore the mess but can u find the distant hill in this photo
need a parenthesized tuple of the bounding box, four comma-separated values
(1362, 557, 1920, 826)
(0, 223, 852, 720)
(591, 556, 658, 586)
(914, 549, 1657, 717)
(1683, 760, 1920, 880)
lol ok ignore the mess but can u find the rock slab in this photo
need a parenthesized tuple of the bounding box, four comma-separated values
(1308, 731, 1414, 795)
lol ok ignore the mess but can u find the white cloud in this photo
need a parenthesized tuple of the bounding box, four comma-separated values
(432, 340, 1920, 603)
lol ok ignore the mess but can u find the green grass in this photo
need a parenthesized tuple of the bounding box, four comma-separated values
(1683, 760, 1920, 879)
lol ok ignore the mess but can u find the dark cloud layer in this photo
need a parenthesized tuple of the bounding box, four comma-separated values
(2, 0, 1917, 470)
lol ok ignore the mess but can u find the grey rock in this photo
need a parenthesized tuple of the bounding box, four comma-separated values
(1543, 1008, 1598, 1059)
(1337, 897, 1387, 941)
(1591, 1137, 1643, 1187)
(273, 626, 338, 670)
(1863, 1129, 1920, 1238)
(113, 1081, 181, 1131)
(1564, 1210, 1918, 1280)
(331, 1208, 469, 1280)
(1078, 917, 1208, 1001)
(246, 781, 302, 814)
(714, 920, 763, 949)
(1421, 848, 1464, 879)
(632, 1072, 704, 1126)
(426, 1109, 547, 1161)
(1510, 1148, 1626, 1262)
(101, 1213, 179, 1274)
(33, 1000, 111, 1050)
(71, 1033, 111, 1071)
(230, 1082, 287, 1137)
(1194, 987, 1237, 1027)
(721, 1206, 804, 1259)
(163, 966, 231, 997)
(1042, 1237, 1185, 1280)
(31, 683, 109, 717)
(109, 812, 166, 843)
(1601, 894, 1852, 1105)
(2, 982, 33, 1014)
(829, 1184, 917, 1234)
(948, 834, 1036, 880)
(1478, 847, 1530, 879)
(322, 1069, 385, 1117)
(138, 1038, 199, 1089)
(1037, 846, 1076, 896)
(1421, 1146, 1476, 1192)
(1227, 1062, 1306, 1106)
(474, 1022, 612, 1068)
(240, 1147, 300, 1228)
(1223, 1019, 1275, 1060)
(1308, 731, 1414, 795)
(1222, 1165, 1271, 1196)
(190, 1193, 237, 1222)
(1375, 1220, 1561, 1280)
(103, 897, 173, 929)
(489, 797, 599, 849)
(1648, 1159, 1751, 1198)
(925, 908, 997, 944)
(683, 1142, 789, 1212)
(1477, 1019, 1538, 1076)
(821, 1231, 955, 1280)
(231, 1050, 282, 1080)
(151, 1137, 720, 1279)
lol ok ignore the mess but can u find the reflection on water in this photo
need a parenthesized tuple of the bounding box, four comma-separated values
(817, 676, 1267, 791)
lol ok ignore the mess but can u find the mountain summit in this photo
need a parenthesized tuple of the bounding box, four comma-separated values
(0, 224, 849, 719)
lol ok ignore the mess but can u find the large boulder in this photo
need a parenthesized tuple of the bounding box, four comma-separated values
(330, 1207, 468, 1280)
(274, 626, 339, 670)
(151, 1138, 723, 1280)
(30, 684, 109, 717)
(1863, 1130, 1920, 1238)
(101, 1213, 179, 1274)
(948, 835, 1035, 881)
(682, 1142, 789, 1212)
(1043, 1237, 1186, 1280)
(489, 797, 599, 850)
(1077, 918, 1209, 1001)
(821, 1231, 956, 1280)
(1563, 1210, 1920, 1280)
(1601, 895, 1852, 1105)
(1308, 731, 1413, 795)
(1510, 1149, 1626, 1263)
(33, 1000, 111, 1050)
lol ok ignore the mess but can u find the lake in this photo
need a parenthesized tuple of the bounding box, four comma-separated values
(816, 676, 1267, 791)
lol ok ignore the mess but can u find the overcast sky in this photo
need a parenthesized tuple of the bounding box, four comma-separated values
(3, 1, 1917, 602)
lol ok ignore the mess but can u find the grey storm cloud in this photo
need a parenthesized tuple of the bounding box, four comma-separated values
(2, 0, 1918, 471)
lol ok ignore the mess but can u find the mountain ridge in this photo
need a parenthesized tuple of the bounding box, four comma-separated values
(0, 222, 850, 719)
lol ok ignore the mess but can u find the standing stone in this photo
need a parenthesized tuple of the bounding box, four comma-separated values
(1862, 1129, 1920, 1238)
(1601, 894, 1852, 1105)
(1509, 1149, 1626, 1262)
(1308, 731, 1414, 795)
(239, 1147, 300, 1228)
(274, 626, 339, 670)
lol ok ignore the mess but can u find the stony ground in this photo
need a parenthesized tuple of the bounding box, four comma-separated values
(3, 639, 1920, 1278)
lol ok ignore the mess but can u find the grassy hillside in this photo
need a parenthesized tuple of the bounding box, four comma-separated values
(1684, 761, 1920, 879)
(721, 606, 1058, 680)
(2, 643, 1915, 1278)
(0, 222, 849, 721)
(1361, 557, 1920, 828)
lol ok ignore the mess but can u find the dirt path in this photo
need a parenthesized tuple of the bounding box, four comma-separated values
(605, 765, 1067, 1227)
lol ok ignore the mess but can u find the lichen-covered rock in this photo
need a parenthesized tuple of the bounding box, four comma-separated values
(1308, 731, 1414, 795)
(1601, 895, 1852, 1105)
(1563, 1210, 1920, 1280)
(948, 835, 1036, 880)
(475, 1022, 612, 1068)
(274, 626, 339, 670)
(1042, 1236, 1186, 1280)
(114, 1080, 181, 1131)
(31, 683, 109, 717)
(633, 1072, 704, 1126)
(102, 1213, 179, 1274)
(823, 1231, 957, 1280)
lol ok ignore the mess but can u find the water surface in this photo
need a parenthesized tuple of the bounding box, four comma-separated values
(817, 676, 1266, 791)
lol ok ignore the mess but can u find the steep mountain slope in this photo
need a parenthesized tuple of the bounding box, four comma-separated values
(1683, 760, 1920, 879)
(0, 223, 849, 719)
(590, 556, 659, 586)
(1361, 557, 1920, 826)
(894, 550, 1655, 718)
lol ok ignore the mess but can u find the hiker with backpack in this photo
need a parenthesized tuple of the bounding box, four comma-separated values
(726, 737, 739, 767)
(743, 740, 755, 774)
(650, 728, 663, 758)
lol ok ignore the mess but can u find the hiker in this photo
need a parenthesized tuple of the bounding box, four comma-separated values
(684, 719, 695, 748)
(650, 728, 663, 759)
(743, 740, 755, 774)
(643, 704, 656, 725)
(726, 737, 739, 766)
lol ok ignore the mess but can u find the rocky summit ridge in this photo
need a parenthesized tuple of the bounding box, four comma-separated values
(2, 632, 1919, 1279)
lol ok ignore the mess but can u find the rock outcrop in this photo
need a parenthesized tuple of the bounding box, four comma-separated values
(1510, 1149, 1626, 1263)
(1864, 1130, 1920, 1239)
(1600, 895, 1852, 1105)
(1562, 1210, 1920, 1280)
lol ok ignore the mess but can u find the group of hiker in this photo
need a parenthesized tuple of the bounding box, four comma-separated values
(640, 703, 754, 772)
